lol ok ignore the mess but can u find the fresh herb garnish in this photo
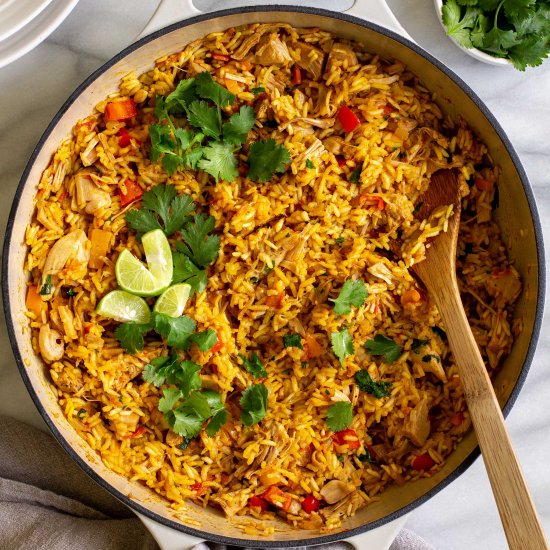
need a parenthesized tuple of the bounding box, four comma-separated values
(354, 370, 392, 398)
(326, 401, 353, 432)
(441, 0, 550, 70)
(125, 184, 194, 237)
(251, 86, 266, 94)
(349, 166, 362, 184)
(115, 321, 152, 354)
(358, 449, 376, 464)
(172, 251, 208, 295)
(332, 279, 368, 315)
(76, 408, 87, 418)
(239, 352, 267, 378)
(240, 383, 268, 426)
(365, 334, 402, 364)
(422, 354, 441, 363)
(247, 139, 291, 182)
(431, 326, 447, 340)
(149, 72, 290, 181)
(331, 328, 355, 365)
(283, 333, 303, 350)
(305, 159, 315, 169)
(39, 275, 53, 295)
(335, 236, 345, 246)
(144, 354, 228, 439)
(176, 213, 220, 268)
(411, 338, 429, 354)
(153, 313, 197, 348)
(66, 288, 77, 297)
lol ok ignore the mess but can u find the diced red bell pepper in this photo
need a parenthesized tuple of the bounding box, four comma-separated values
(212, 53, 230, 61)
(249, 495, 269, 511)
(335, 155, 347, 167)
(475, 177, 494, 191)
(291, 65, 302, 86)
(359, 195, 385, 210)
(261, 486, 292, 511)
(128, 426, 146, 439)
(450, 412, 464, 426)
(382, 104, 397, 117)
(211, 331, 223, 353)
(412, 452, 435, 471)
(118, 127, 132, 147)
(332, 428, 361, 450)
(119, 179, 144, 206)
(337, 106, 360, 133)
(105, 99, 137, 121)
(190, 481, 204, 496)
(301, 495, 320, 513)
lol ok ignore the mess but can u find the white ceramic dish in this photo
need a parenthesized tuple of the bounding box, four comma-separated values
(0, 0, 53, 42)
(433, 0, 512, 66)
(0, 0, 79, 70)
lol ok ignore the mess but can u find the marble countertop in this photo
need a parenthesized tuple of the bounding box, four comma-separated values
(0, 1, 549, 548)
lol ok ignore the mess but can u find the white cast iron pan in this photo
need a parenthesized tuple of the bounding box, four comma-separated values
(3, 1, 544, 549)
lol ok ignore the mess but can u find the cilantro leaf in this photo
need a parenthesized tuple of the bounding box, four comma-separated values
(152, 312, 197, 348)
(331, 329, 354, 365)
(222, 106, 256, 145)
(283, 333, 303, 350)
(195, 71, 235, 107)
(365, 334, 402, 364)
(206, 409, 228, 436)
(306, 159, 315, 169)
(411, 338, 429, 353)
(114, 321, 152, 354)
(333, 279, 368, 315)
(172, 251, 207, 295)
(187, 100, 221, 139)
(481, 26, 518, 55)
(149, 124, 177, 162)
(508, 33, 550, 70)
(326, 402, 353, 432)
(39, 275, 53, 295)
(177, 214, 221, 268)
(198, 141, 239, 182)
(186, 329, 217, 352)
(159, 387, 183, 414)
(165, 77, 198, 114)
(247, 139, 291, 182)
(239, 352, 267, 378)
(442, 2, 480, 47)
(251, 86, 266, 94)
(354, 370, 392, 398)
(240, 383, 268, 426)
(125, 185, 194, 237)
(142, 354, 180, 386)
(172, 392, 212, 438)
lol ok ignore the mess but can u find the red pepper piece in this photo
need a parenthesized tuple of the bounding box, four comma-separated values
(249, 495, 269, 511)
(335, 155, 347, 167)
(119, 179, 144, 207)
(301, 495, 320, 513)
(105, 99, 137, 121)
(118, 127, 132, 147)
(412, 452, 435, 471)
(383, 104, 397, 117)
(211, 331, 223, 353)
(337, 105, 361, 132)
(332, 428, 361, 450)
(450, 412, 464, 426)
(128, 426, 146, 439)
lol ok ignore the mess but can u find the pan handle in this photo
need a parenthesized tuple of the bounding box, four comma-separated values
(343, 0, 414, 42)
(138, 0, 415, 43)
(138, 513, 205, 550)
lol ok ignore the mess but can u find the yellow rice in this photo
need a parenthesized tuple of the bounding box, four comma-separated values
(24, 23, 522, 533)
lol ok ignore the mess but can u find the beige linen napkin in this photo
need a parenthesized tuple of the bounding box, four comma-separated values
(0, 415, 433, 550)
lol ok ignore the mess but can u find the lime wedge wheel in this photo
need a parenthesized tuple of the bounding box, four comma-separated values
(96, 290, 151, 324)
(142, 229, 173, 290)
(115, 249, 166, 297)
(153, 283, 191, 318)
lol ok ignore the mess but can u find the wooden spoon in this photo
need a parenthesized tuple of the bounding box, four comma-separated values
(413, 170, 548, 550)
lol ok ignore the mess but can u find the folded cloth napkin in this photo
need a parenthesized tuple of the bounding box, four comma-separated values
(0, 415, 433, 550)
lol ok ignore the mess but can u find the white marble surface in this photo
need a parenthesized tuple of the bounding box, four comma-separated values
(0, 1, 549, 548)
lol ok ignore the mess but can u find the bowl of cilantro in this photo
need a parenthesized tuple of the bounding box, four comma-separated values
(435, 0, 550, 70)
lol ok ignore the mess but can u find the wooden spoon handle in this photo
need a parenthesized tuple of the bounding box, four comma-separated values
(431, 276, 548, 550)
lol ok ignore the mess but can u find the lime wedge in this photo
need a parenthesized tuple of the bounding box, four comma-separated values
(115, 249, 166, 297)
(96, 290, 151, 323)
(153, 283, 191, 318)
(142, 229, 173, 290)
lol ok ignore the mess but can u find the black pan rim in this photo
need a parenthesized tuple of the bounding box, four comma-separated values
(2, 4, 545, 547)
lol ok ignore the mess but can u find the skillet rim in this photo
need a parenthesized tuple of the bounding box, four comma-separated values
(2, 5, 545, 546)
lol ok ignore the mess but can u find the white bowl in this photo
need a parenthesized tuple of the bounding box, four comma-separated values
(433, 0, 513, 67)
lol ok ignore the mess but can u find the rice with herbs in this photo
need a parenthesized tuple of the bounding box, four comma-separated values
(24, 23, 522, 533)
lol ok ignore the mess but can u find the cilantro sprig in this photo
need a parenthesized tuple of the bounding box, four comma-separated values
(283, 333, 303, 350)
(332, 279, 368, 315)
(331, 328, 355, 365)
(365, 334, 402, 364)
(143, 355, 227, 439)
(240, 383, 268, 426)
(441, 0, 550, 70)
(149, 72, 290, 181)
(239, 352, 267, 379)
